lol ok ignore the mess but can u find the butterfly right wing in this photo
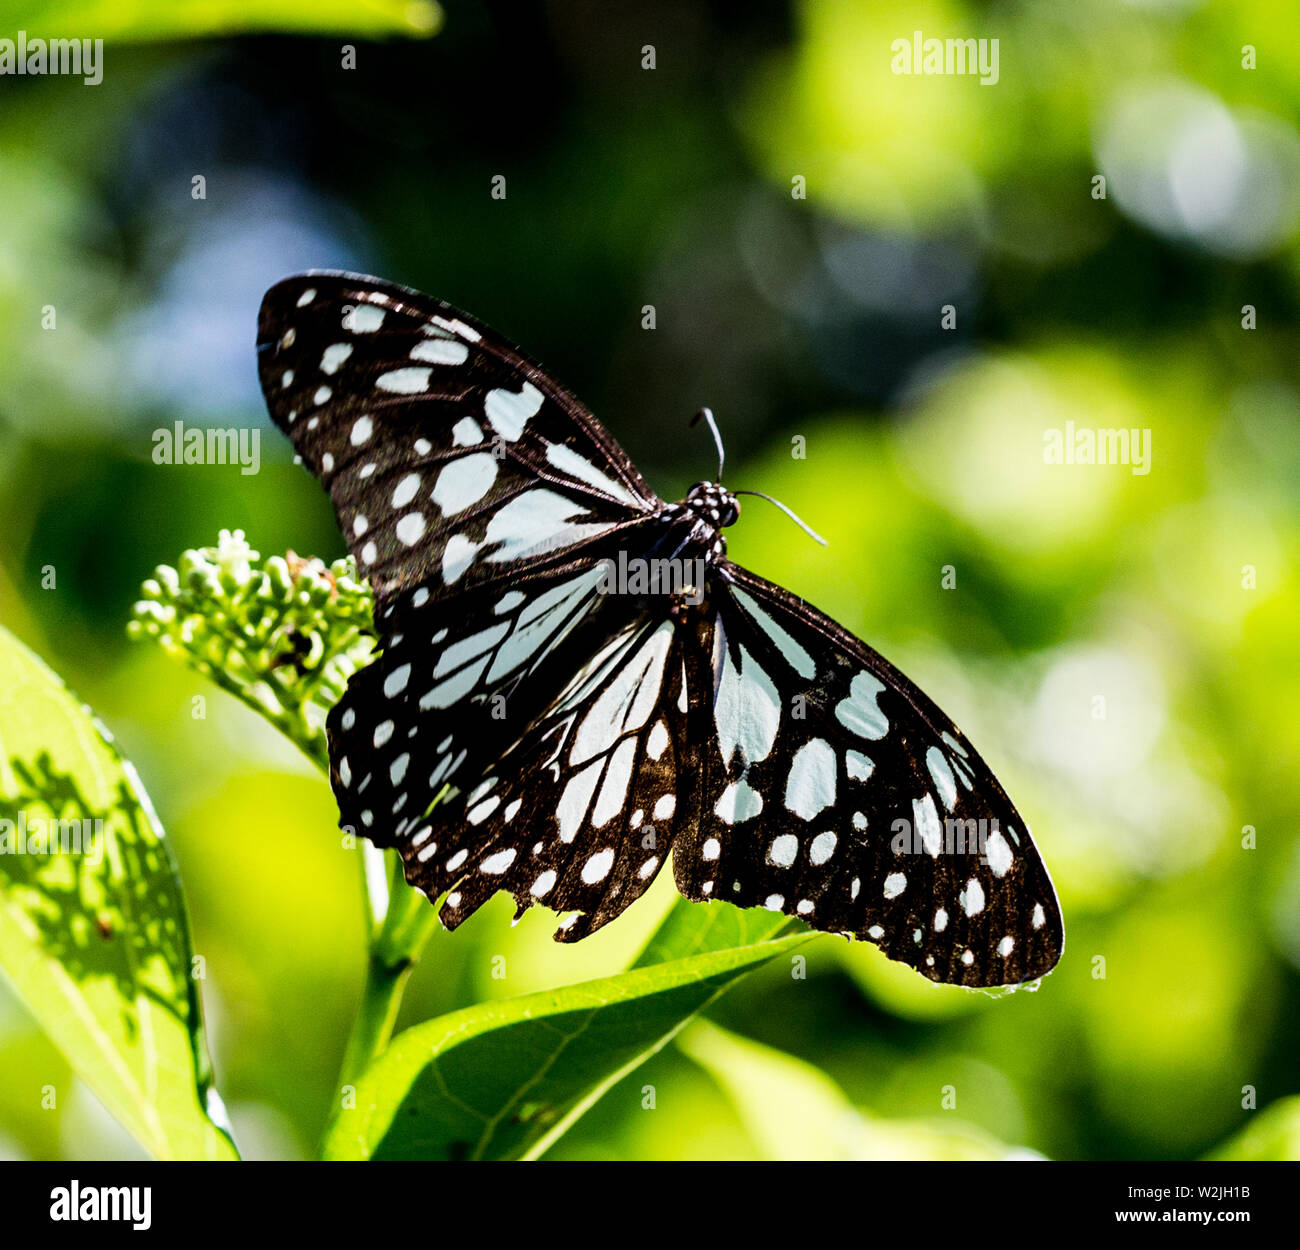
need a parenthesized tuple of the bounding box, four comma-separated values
(670, 564, 1063, 988)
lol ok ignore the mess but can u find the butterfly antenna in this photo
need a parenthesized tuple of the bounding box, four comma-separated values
(733, 490, 829, 546)
(690, 407, 726, 481)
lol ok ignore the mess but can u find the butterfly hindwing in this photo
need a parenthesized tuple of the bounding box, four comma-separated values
(257, 271, 659, 611)
(397, 615, 694, 941)
(670, 564, 1063, 987)
(326, 563, 629, 845)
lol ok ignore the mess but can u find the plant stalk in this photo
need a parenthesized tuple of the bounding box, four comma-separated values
(321, 847, 439, 1151)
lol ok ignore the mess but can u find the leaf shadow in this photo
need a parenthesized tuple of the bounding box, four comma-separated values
(0, 751, 193, 1037)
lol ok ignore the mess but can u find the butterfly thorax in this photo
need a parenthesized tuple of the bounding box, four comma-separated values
(662, 481, 740, 563)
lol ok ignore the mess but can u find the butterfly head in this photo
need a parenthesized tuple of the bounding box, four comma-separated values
(683, 481, 741, 530)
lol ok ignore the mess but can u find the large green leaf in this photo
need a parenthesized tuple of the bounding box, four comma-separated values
(0, 0, 442, 40)
(679, 1019, 1029, 1160)
(323, 929, 809, 1160)
(0, 626, 236, 1160)
(1204, 1098, 1300, 1161)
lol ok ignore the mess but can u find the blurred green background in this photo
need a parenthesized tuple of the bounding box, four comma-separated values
(1, 0, 1298, 1160)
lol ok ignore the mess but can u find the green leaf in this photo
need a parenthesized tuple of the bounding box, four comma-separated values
(323, 930, 809, 1161)
(633, 893, 796, 966)
(679, 1019, 1030, 1160)
(0, 625, 237, 1160)
(1204, 1097, 1300, 1161)
(0, 0, 442, 41)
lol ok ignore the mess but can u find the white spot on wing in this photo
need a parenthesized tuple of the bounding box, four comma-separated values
(646, 721, 670, 761)
(809, 831, 836, 864)
(926, 746, 958, 811)
(845, 750, 874, 782)
(343, 304, 384, 332)
(377, 367, 431, 394)
(441, 534, 482, 584)
(485, 381, 544, 442)
(383, 664, 411, 697)
(784, 738, 836, 820)
(713, 779, 762, 824)
(835, 671, 889, 740)
(582, 848, 615, 883)
(320, 343, 353, 374)
(395, 513, 426, 546)
(432, 454, 498, 515)
(768, 834, 799, 868)
(557, 760, 602, 842)
(913, 793, 942, 857)
(714, 640, 780, 770)
(392, 473, 421, 507)
(410, 338, 469, 365)
(591, 737, 637, 828)
(962, 878, 985, 916)
(985, 829, 1014, 878)
(480, 847, 516, 874)
(544, 442, 642, 506)
(452, 417, 483, 446)
(731, 587, 815, 678)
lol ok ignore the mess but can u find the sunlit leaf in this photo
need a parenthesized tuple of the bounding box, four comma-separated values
(0, 625, 236, 1160)
(633, 894, 794, 967)
(679, 1018, 1031, 1161)
(323, 931, 808, 1160)
(1204, 1097, 1300, 1161)
(0, 0, 442, 40)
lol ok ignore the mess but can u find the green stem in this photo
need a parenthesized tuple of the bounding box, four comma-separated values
(321, 849, 439, 1151)
(335, 951, 412, 1091)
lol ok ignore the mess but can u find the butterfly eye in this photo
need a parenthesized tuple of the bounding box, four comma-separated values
(721, 499, 740, 526)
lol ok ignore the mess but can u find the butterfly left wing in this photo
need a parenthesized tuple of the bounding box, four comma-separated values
(673, 564, 1064, 988)
(396, 615, 699, 942)
(258, 272, 672, 845)
(257, 271, 661, 612)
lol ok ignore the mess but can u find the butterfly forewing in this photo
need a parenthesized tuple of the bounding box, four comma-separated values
(670, 563, 1063, 987)
(257, 272, 659, 611)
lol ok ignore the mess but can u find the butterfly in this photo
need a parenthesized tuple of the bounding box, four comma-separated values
(257, 271, 1063, 987)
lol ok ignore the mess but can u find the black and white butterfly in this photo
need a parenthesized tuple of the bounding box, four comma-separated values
(257, 271, 1063, 987)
